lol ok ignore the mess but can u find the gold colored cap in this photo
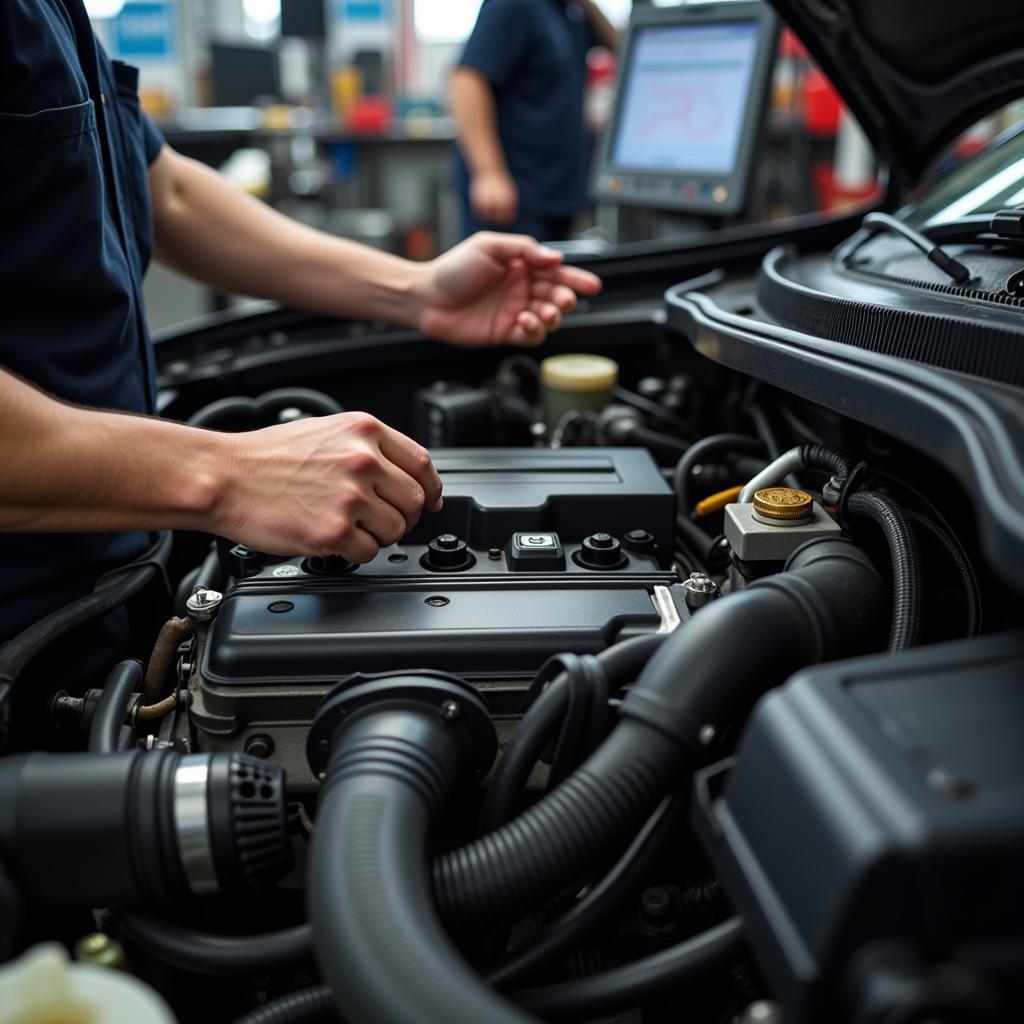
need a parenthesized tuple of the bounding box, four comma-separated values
(540, 354, 619, 393)
(753, 487, 813, 521)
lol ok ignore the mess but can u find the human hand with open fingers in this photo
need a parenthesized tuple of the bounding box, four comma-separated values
(415, 232, 603, 347)
(214, 411, 443, 563)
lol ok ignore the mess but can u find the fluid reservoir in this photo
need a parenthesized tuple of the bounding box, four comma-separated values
(540, 354, 619, 431)
(0, 943, 176, 1024)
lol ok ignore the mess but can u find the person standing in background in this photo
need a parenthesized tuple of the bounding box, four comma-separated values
(451, 0, 619, 241)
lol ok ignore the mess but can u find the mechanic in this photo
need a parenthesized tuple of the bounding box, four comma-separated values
(451, 0, 618, 240)
(0, 0, 601, 660)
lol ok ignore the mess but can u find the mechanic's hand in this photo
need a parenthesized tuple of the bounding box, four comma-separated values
(470, 169, 519, 225)
(416, 232, 603, 347)
(216, 412, 442, 562)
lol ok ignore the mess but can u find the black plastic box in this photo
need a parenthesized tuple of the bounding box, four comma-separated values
(693, 632, 1024, 1022)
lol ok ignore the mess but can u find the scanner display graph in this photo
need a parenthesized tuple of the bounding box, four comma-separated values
(612, 22, 760, 175)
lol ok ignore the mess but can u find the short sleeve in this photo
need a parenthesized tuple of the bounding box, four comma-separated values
(142, 112, 164, 165)
(457, 0, 532, 88)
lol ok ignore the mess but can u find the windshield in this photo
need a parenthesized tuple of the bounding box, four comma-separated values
(910, 122, 1024, 227)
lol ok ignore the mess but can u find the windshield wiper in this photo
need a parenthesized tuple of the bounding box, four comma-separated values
(846, 211, 974, 285)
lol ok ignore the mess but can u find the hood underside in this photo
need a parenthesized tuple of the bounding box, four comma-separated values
(770, 0, 1024, 187)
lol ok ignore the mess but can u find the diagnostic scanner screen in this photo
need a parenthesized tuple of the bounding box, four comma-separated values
(611, 21, 761, 175)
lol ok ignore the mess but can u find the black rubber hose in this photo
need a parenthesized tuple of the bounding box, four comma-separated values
(187, 389, 343, 430)
(187, 397, 258, 429)
(88, 660, 142, 753)
(799, 443, 854, 482)
(235, 988, 336, 1024)
(116, 913, 312, 976)
(0, 532, 171, 694)
(673, 434, 766, 514)
(675, 514, 724, 572)
(513, 916, 745, 1020)
(431, 539, 887, 932)
(481, 634, 667, 833)
(749, 405, 801, 489)
(487, 790, 682, 989)
(622, 424, 690, 462)
(310, 706, 535, 1024)
(907, 510, 982, 637)
(257, 388, 344, 420)
(847, 491, 922, 651)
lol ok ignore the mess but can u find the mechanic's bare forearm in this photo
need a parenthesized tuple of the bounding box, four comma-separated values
(148, 148, 427, 327)
(450, 68, 508, 175)
(0, 369, 227, 534)
(580, 0, 618, 51)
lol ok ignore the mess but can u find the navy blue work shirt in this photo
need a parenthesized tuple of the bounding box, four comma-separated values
(0, 0, 165, 642)
(455, 0, 596, 221)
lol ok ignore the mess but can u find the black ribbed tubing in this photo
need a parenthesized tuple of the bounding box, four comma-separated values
(234, 987, 336, 1024)
(310, 707, 534, 1024)
(88, 660, 141, 753)
(908, 509, 982, 636)
(116, 913, 311, 976)
(431, 539, 887, 932)
(481, 634, 667, 833)
(513, 916, 745, 1020)
(800, 443, 854, 481)
(847, 491, 922, 651)
(486, 791, 682, 989)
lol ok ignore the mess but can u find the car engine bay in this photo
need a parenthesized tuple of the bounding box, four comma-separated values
(3, 138, 1024, 1024)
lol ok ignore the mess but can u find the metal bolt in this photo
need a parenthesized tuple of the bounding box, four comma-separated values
(245, 734, 275, 759)
(625, 529, 654, 545)
(441, 700, 461, 721)
(277, 406, 307, 423)
(488, 548, 502, 560)
(74, 932, 126, 970)
(79, 933, 109, 956)
(48, 691, 85, 725)
(186, 587, 223, 622)
(683, 572, 719, 610)
(698, 724, 717, 747)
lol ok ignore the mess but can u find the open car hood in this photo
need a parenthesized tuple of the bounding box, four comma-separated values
(769, 0, 1024, 189)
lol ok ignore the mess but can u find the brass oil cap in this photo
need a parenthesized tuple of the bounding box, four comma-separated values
(752, 487, 813, 522)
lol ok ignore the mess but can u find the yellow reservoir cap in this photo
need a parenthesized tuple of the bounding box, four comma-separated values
(540, 354, 619, 393)
(752, 487, 813, 521)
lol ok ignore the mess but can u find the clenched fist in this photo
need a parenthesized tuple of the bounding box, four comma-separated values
(214, 412, 443, 563)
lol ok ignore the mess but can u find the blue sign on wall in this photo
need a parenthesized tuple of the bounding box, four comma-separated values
(342, 0, 389, 21)
(114, 2, 175, 58)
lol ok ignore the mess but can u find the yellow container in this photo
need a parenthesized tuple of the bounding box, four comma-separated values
(540, 354, 619, 431)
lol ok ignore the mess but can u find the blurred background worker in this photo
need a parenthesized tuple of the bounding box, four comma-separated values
(451, 0, 618, 241)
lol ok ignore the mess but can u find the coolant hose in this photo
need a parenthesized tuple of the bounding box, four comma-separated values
(431, 537, 886, 932)
(88, 660, 142, 753)
(673, 434, 767, 513)
(308, 678, 534, 1023)
(235, 988, 335, 1024)
(117, 914, 311, 976)
(0, 531, 171, 735)
(487, 791, 683, 989)
(847, 491, 922, 651)
(514, 916, 745, 1020)
(481, 633, 667, 832)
